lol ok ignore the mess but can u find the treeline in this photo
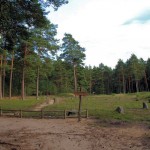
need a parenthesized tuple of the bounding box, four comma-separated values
(1, 47, 150, 97)
(0, 1, 150, 100)
(84, 55, 150, 94)
(49, 54, 150, 95)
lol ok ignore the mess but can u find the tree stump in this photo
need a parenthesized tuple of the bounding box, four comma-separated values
(115, 106, 124, 114)
(143, 102, 148, 109)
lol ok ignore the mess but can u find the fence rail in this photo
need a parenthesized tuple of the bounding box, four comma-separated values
(0, 107, 88, 119)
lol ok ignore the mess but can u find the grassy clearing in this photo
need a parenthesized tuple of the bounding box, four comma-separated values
(0, 96, 46, 110)
(45, 92, 150, 122)
(0, 93, 150, 122)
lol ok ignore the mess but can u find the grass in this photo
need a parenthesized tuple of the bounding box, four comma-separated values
(0, 96, 45, 110)
(0, 93, 150, 122)
(44, 93, 150, 122)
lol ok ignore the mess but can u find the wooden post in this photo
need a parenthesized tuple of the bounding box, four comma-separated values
(0, 107, 2, 116)
(78, 94, 82, 122)
(86, 109, 88, 118)
(73, 63, 77, 92)
(74, 87, 87, 122)
(41, 109, 43, 119)
(20, 110, 22, 118)
(64, 110, 66, 119)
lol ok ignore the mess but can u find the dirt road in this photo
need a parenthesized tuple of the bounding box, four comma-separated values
(0, 117, 149, 150)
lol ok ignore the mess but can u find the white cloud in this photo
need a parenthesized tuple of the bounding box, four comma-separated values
(48, 0, 150, 68)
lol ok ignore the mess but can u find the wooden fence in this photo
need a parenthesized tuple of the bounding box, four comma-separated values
(0, 107, 88, 119)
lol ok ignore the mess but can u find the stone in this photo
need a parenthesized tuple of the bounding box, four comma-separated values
(143, 102, 149, 109)
(67, 110, 78, 116)
(115, 106, 124, 114)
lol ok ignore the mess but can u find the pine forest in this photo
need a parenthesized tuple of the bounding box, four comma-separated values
(0, 0, 150, 100)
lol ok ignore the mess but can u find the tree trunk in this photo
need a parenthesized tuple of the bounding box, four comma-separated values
(107, 78, 110, 94)
(131, 77, 134, 92)
(126, 78, 128, 93)
(128, 76, 131, 93)
(21, 44, 27, 100)
(122, 74, 126, 94)
(73, 64, 77, 92)
(0, 55, 3, 99)
(2, 50, 7, 98)
(144, 72, 149, 91)
(136, 80, 139, 93)
(36, 66, 39, 100)
(9, 50, 14, 99)
(21, 66, 25, 100)
(118, 76, 121, 93)
(89, 76, 92, 95)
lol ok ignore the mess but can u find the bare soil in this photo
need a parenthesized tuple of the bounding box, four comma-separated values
(0, 117, 149, 150)
(33, 99, 55, 111)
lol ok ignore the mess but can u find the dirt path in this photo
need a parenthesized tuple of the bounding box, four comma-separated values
(0, 118, 149, 150)
(33, 99, 55, 111)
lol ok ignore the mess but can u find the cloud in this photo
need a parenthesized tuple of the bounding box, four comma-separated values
(49, 0, 150, 68)
(123, 9, 150, 25)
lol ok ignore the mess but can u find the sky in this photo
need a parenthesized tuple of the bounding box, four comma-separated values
(48, 0, 150, 68)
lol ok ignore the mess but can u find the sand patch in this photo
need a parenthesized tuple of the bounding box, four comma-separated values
(0, 118, 149, 150)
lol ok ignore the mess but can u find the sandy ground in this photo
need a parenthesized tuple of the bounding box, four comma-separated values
(33, 99, 54, 111)
(0, 117, 150, 150)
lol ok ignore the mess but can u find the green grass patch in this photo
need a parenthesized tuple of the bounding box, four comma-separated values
(57, 93, 75, 97)
(0, 96, 45, 110)
(0, 93, 150, 122)
(45, 92, 150, 122)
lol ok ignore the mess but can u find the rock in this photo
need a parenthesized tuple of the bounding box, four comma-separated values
(115, 106, 124, 114)
(67, 110, 78, 116)
(143, 102, 148, 109)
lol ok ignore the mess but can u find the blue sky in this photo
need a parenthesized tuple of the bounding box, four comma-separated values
(123, 9, 150, 25)
(48, 0, 150, 68)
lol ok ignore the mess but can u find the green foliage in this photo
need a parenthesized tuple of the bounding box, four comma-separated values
(90, 64, 113, 94)
(0, 0, 67, 49)
(0, 0, 150, 98)
(50, 60, 74, 93)
(0, 0, 69, 99)
(146, 58, 150, 80)
(114, 59, 126, 93)
(60, 33, 86, 65)
(1, 0, 48, 50)
(43, 0, 68, 10)
(128, 54, 145, 81)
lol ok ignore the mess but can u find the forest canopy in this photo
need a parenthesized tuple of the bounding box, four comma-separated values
(0, 0, 150, 100)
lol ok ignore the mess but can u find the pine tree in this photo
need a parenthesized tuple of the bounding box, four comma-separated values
(60, 33, 86, 92)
